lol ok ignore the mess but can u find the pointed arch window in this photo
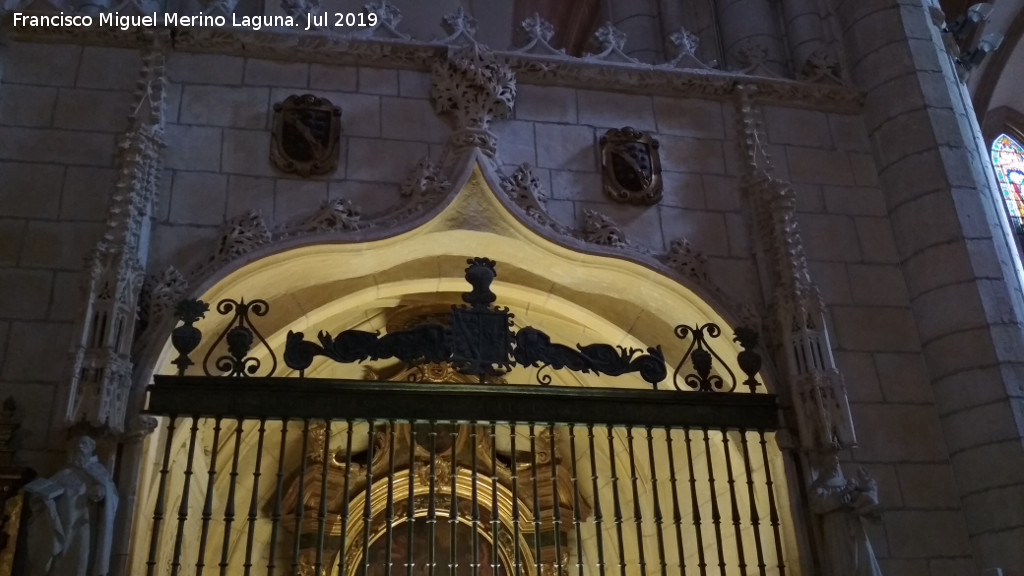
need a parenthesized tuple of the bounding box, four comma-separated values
(992, 133, 1024, 239)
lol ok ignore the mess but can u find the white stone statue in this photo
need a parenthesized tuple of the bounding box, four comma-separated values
(23, 436, 118, 576)
(809, 454, 884, 576)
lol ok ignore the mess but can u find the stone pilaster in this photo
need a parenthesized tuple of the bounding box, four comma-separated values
(832, 0, 1024, 572)
(60, 30, 168, 436)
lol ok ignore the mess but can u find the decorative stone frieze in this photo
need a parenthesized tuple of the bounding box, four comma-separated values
(62, 30, 169, 436)
(5, 25, 864, 113)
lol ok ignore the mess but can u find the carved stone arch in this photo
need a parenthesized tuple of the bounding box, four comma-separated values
(133, 154, 775, 407)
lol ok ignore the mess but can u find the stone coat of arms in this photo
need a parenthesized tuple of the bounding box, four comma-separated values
(600, 127, 663, 205)
(270, 94, 342, 177)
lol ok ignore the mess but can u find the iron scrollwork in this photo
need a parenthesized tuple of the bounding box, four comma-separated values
(284, 325, 452, 377)
(513, 327, 666, 386)
(671, 322, 764, 393)
(201, 298, 278, 377)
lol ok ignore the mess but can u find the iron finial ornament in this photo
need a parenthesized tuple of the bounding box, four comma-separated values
(270, 94, 342, 177)
(733, 327, 763, 393)
(450, 258, 514, 380)
(170, 299, 209, 376)
(600, 127, 663, 206)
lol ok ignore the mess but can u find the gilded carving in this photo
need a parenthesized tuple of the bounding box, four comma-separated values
(270, 94, 342, 177)
(600, 127, 663, 205)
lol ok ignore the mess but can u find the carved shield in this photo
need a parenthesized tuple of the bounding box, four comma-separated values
(270, 94, 342, 177)
(600, 127, 662, 205)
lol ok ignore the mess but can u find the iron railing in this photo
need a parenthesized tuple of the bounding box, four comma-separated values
(139, 258, 795, 575)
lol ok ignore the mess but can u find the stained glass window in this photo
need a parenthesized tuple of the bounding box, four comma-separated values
(992, 133, 1024, 235)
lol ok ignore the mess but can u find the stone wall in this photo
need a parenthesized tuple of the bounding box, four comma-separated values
(0, 14, 996, 574)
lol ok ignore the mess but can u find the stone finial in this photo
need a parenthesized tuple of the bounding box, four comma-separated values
(731, 38, 783, 77)
(438, 6, 478, 45)
(431, 44, 516, 131)
(363, 0, 410, 39)
(665, 27, 716, 70)
(512, 13, 566, 56)
(798, 48, 843, 84)
(584, 23, 638, 64)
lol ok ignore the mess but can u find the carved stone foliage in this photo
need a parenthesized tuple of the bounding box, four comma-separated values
(400, 157, 449, 199)
(499, 163, 570, 234)
(192, 210, 272, 282)
(600, 127, 663, 205)
(579, 209, 628, 248)
(664, 27, 717, 70)
(663, 238, 709, 282)
(270, 94, 342, 177)
(285, 198, 362, 235)
(430, 44, 516, 131)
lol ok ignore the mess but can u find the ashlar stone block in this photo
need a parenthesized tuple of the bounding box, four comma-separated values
(577, 90, 656, 132)
(167, 53, 245, 85)
(164, 125, 222, 172)
(0, 161, 64, 218)
(535, 124, 596, 172)
(170, 172, 228, 226)
(653, 97, 724, 140)
(514, 85, 576, 123)
(180, 85, 269, 129)
(0, 84, 58, 127)
(0, 270, 51, 319)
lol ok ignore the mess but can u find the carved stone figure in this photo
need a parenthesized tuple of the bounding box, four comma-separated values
(809, 455, 883, 576)
(24, 437, 118, 576)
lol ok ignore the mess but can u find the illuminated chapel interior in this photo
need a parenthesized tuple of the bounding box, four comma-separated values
(3, 0, 1024, 575)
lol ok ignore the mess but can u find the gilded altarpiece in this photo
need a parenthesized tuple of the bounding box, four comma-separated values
(282, 364, 585, 576)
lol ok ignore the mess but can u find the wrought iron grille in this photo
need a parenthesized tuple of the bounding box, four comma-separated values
(142, 257, 794, 576)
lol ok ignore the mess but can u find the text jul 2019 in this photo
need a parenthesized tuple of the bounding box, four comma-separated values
(11, 11, 379, 31)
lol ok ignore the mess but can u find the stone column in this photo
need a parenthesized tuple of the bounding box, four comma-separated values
(714, 0, 788, 75)
(779, 0, 835, 78)
(832, 0, 1024, 572)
